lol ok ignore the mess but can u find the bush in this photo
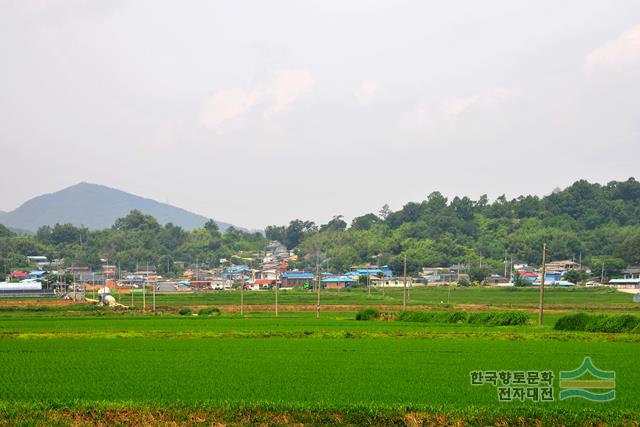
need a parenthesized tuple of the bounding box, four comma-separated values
(553, 313, 590, 331)
(396, 310, 527, 325)
(197, 307, 221, 317)
(468, 311, 529, 326)
(554, 313, 640, 333)
(585, 315, 640, 333)
(178, 308, 192, 316)
(355, 308, 381, 321)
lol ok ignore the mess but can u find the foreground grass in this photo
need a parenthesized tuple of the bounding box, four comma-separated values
(2, 403, 639, 426)
(1, 337, 638, 407)
(0, 316, 639, 426)
(1, 297, 638, 425)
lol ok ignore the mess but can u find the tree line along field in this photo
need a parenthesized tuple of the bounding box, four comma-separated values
(0, 288, 639, 425)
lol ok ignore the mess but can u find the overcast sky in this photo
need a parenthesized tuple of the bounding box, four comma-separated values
(1, 1, 639, 229)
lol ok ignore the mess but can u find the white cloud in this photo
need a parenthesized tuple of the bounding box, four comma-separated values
(200, 69, 315, 131)
(586, 25, 640, 71)
(355, 79, 379, 106)
(200, 87, 259, 131)
(399, 88, 515, 130)
(442, 88, 514, 118)
(398, 103, 436, 130)
(266, 69, 315, 114)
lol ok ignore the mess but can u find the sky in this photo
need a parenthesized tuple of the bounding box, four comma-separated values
(1, 0, 639, 229)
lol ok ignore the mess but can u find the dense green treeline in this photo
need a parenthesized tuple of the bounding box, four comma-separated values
(271, 178, 640, 276)
(0, 210, 266, 275)
(2, 178, 640, 278)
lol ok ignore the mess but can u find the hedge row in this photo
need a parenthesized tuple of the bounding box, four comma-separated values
(393, 310, 529, 326)
(554, 313, 640, 333)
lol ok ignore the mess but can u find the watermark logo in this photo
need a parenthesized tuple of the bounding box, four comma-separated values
(470, 357, 615, 403)
(559, 357, 615, 402)
(470, 370, 554, 402)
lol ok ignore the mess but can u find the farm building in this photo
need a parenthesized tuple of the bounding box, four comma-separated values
(281, 271, 315, 288)
(609, 266, 640, 289)
(321, 276, 356, 289)
(370, 277, 414, 287)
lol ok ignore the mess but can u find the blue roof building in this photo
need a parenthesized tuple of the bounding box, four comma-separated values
(321, 276, 356, 289)
(281, 271, 315, 288)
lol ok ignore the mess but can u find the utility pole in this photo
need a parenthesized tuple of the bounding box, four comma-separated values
(538, 243, 547, 326)
(240, 271, 244, 316)
(601, 262, 605, 284)
(72, 261, 76, 301)
(142, 262, 147, 312)
(403, 254, 407, 310)
(509, 254, 513, 283)
(275, 268, 279, 318)
(579, 252, 582, 271)
(152, 273, 156, 313)
(504, 251, 507, 278)
(316, 251, 321, 319)
(367, 273, 371, 295)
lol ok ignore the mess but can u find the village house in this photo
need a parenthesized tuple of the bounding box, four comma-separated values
(371, 277, 414, 288)
(545, 260, 580, 273)
(321, 276, 356, 289)
(280, 271, 315, 288)
(609, 266, 640, 288)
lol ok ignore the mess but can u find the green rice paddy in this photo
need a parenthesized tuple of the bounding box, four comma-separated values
(0, 287, 638, 425)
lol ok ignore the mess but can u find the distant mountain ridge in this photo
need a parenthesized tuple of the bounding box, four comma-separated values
(0, 183, 238, 232)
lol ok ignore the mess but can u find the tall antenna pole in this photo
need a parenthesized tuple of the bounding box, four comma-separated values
(403, 254, 407, 310)
(538, 243, 547, 326)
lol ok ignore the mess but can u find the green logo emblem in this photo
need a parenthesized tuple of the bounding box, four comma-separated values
(559, 357, 615, 401)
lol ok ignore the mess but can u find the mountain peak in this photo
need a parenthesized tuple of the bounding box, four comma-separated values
(1, 184, 237, 232)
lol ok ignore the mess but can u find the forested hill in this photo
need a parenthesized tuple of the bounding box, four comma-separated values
(0, 182, 237, 232)
(268, 178, 640, 276)
(2, 178, 639, 280)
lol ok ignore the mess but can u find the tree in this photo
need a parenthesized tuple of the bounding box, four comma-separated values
(469, 265, 491, 284)
(563, 269, 587, 285)
(588, 256, 625, 281)
(203, 220, 220, 236)
(0, 224, 15, 238)
(351, 213, 380, 231)
(457, 278, 471, 287)
(619, 230, 640, 265)
(378, 204, 392, 220)
(265, 225, 286, 242)
(112, 210, 160, 232)
(321, 215, 347, 232)
(513, 271, 529, 287)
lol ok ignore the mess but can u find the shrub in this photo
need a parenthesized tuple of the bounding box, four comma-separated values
(355, 308, 381, 321)
(396, 310, 527, 325)
(468, 311, 529, 326)
(178, 308, 192, 316)
(554, 313, 590, 331)
(197, 307, 221, 317)
(585, 315, 640, 333)
(554, 313, 640, 333)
